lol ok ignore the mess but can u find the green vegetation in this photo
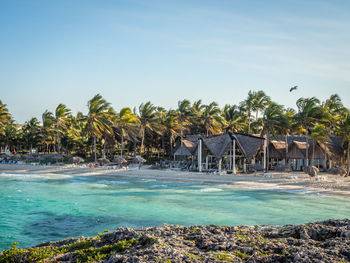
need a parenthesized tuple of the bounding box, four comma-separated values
(187, 253, 203, 261)
(74, 238, 137, 262)
(0, 238, 137, 263)
(156, 259, 173, 263)
(189, 228, 201, 233)
(0, 92, 349, 171)
(138, 235, 157, 247)
(0, 242, 63, 263)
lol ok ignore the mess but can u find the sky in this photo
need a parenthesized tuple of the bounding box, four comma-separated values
(1, 0, 350, 123)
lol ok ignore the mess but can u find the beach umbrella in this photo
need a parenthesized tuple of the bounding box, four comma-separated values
(98, 158, 111, 165)
(133, 156, 146, 164)
(113, 156, 128, 165)
(72, 156, 84, 164)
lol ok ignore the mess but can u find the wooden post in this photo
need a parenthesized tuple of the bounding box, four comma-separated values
(229, 143, 232, 170)
(263, 138, 267, 171)
(218, 158, 222, 173)
(233, 139, 236, 174)
(198, 139, 202, 172)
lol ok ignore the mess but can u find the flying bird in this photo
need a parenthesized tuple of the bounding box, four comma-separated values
(290, 86, 298, 92)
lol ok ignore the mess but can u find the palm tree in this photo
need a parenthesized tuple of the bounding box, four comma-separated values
(281, 108, 296, 166)
(262, 102, 285, 171)
(295, 97, 324, 165)
(114, 107, 139, 157)
(0, 100, 12, 134)
(86, 94, 113, 162)
(295, 97, 322, 133)
(222, 104, 246, 133)
(54, 104, 71, 154)
(177, 99, 192, 145)
(310, 124, 329, 169)
(137, 101, 159, 156)
(252, 90, 271, 134)
(241, 90, 255, 134)
(340, 113, 350, 176)
(42, 110, 55, 153)
(323, 94, 347, 133)
(201, 102, 225, 136)
(22, 117, 42, 152)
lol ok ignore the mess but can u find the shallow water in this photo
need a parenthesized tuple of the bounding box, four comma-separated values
(0, 172, 349, 250)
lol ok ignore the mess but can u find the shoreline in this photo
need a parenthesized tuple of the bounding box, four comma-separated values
(1, 219, 350, 262)
(1, 163, 350, 198)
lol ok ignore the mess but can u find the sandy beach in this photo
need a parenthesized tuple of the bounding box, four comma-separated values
(1, 163, 350, 197)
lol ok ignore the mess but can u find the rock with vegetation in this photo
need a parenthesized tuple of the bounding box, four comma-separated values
(328, 166, 347, 176)
(1, 219, 350, 262)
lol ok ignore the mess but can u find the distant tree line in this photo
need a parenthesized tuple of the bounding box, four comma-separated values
(0, 91, 349, 164)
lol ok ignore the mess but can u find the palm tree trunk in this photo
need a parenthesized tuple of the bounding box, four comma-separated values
(120, 134, 124, 157)
(266, 131, 270, 172)
(324, 143, 327, 172)
(285, 135, 288, 167)
(347, 143, 350, 176)
(133, 139, 136, 157)
(255, 110, 259, 134)
(306, 141, 309, 168)
(102, 140, 106, 159)
(180, 120, 183, 146)
(312, 140, 315, 167)
(56, 124, 60, 154)
(248, 111, 251, 134)
(170, 136, 173, 157)
(93, 135, 97, 163)
(140, 126, 145, 156)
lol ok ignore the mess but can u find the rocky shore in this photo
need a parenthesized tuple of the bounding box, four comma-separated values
(1, 219, 350, 262)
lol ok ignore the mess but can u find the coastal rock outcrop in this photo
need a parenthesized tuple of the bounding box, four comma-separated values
(1, 219, 350, 262)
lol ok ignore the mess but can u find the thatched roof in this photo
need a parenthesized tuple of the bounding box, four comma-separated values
(175, 132, 265, 160)
(233, 133, 265, 160)
(318, 135, 343, 161)
(268, 134, 344, 161)
(174, 145, 193, 156)
(183, 139, 198, 155)
(270, 140, 286, 150)
(292, 141, 309, 150)
(202, 134, 231, 159)
(269, 140, 286, 159)
(185, 135, 202, 142)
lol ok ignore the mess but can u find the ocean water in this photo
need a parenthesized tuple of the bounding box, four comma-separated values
(0, 172, 350, 250)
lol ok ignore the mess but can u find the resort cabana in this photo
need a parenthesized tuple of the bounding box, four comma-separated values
(267, 134, 345, 171)
(174, 136, 199, 159)
(174, 132, 266, 173)
(269, 141, 286, 160)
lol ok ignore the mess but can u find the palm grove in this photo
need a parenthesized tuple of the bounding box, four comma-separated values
(0, 92, 350, 166)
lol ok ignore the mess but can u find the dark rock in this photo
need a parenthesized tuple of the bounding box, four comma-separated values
(2, 220, 350, 262)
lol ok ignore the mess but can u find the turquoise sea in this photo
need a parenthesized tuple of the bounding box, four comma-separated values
(1, 172, 350, 250)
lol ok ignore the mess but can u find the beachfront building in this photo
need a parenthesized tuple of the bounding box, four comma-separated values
(268, 135, 344, 171)
(174, 132, 266, 173)
(175, 133, 344, 173)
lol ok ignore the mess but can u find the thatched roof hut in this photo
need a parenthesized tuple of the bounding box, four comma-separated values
(269, 140, 286, 159)
(174, 138, 199, 157)
(202, 134, 231, 159)
(319, 135, 343, 161)
(232, 133, 265, 160)
(174, 145, 193, 156)
(288, 141, 309, 159)
(174, 133, 265, 161)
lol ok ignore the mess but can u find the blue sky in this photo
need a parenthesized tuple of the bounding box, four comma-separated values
(1, 0, 350, 123)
